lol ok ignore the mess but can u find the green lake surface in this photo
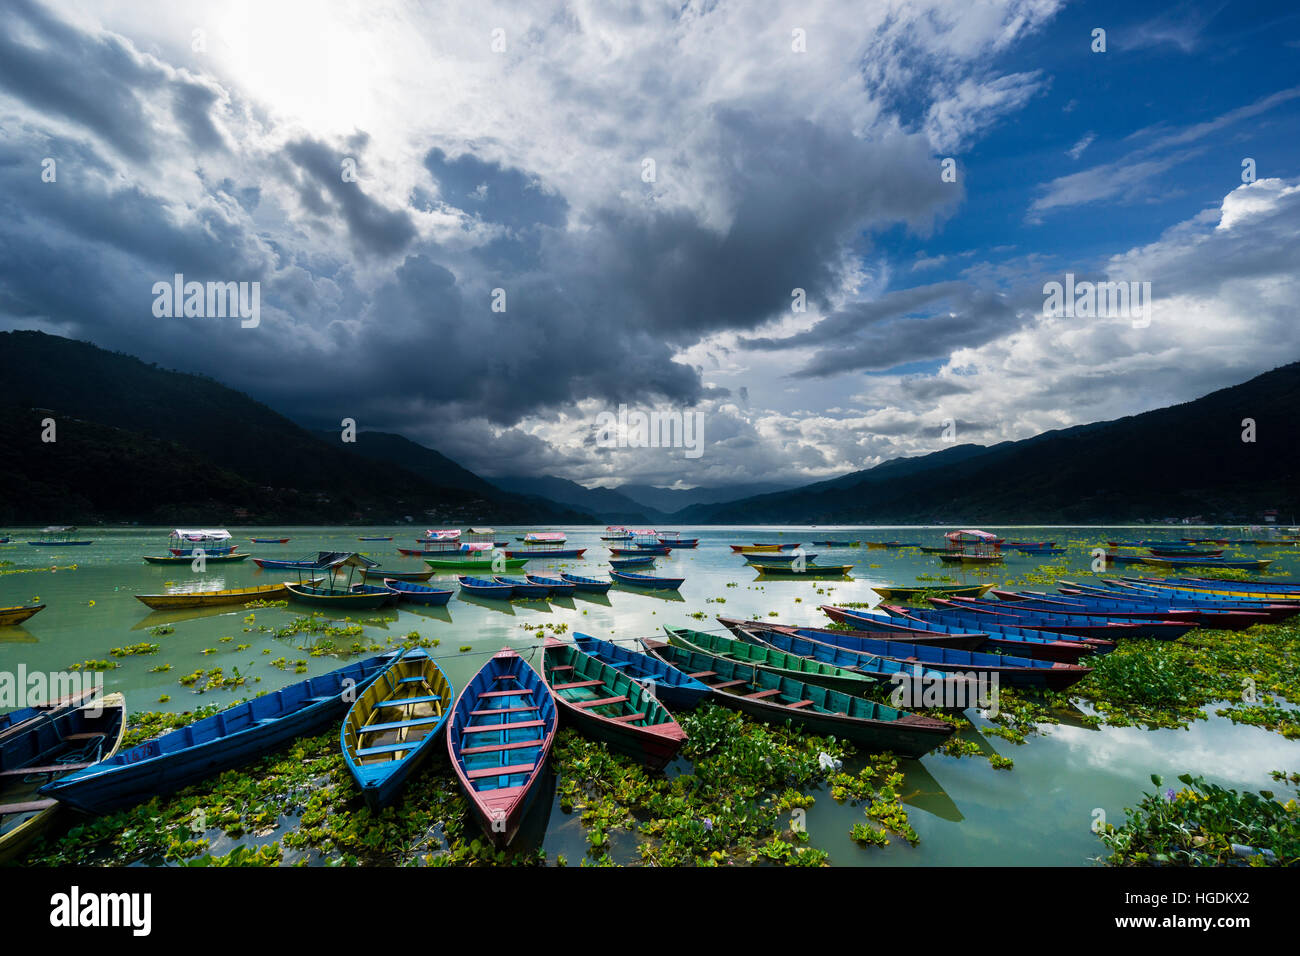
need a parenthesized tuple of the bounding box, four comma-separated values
(3, 525, 1297, 865)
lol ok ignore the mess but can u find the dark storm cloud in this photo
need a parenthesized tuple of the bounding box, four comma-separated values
(744, 281, 1022, 376)
(568, 107, 957, 342)
(283, 137, 418, 257)
(0, 0, 181, 162)
(0, 2, 976, 484)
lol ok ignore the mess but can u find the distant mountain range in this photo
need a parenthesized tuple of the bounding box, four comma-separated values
(486, 475, 798, 523)
(673, 362, 1300, 524)
(0, 331, 589, 525)
(2, 330, 1294, 526)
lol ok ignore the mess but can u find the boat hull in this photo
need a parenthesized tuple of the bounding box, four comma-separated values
(0, 693, 126, 863)
(134, 583, 298, 610)
(143, 552, 250, 565)
(503, 548, 587, 558)
(640, 640, 953, 758)
(573, 634, 711, 710)
(542, 641, 686, 770)
(41, 657, 391, 814)
(423, 557, 527, 570)
(0, 603, 45, 627)
(342, 651, 452, 811)
(447, 649, 556, 847)
(285, 584, 396, 609)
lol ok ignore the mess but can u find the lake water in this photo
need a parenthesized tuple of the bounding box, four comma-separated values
(3, 525, 1297, 865)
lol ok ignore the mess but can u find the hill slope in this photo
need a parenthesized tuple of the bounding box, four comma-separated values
(0, 331, 589, 524)
(679, 363, 1300, 524)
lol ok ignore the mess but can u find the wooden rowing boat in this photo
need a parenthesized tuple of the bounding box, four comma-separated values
(361, 567, 436, 582)
(822, 605, 1109, 661)
(754, 563, 854, 577)
(639, 639, 954, 758)
(341, 650, 452, 810)
(542, 639, 686, 770)
(716, 616, 988, 650)
(791, 613, 1094, 690)
(560, 573, 613, 594)
(494, 576, 550, 599)
(423, 556, 527, 571)
(610, 570, 684, 590)
(447, 648, 557, 846)
(142, 552, 250, 565)
(744, 552, 819, 565)
(285, 583, 398, 609)
(381, 579, 454, 606)
(526, 574, 576, 597)
(609, 555, 656, 568)
(729, 543, 800, 553)
(457, 575, 514, 600)
(504, 547, 587, 558)
(573, 634, 711, 710)
(868, 583, 995, 601)
(0, 693, 126, 864)
(726, 623, 955, 684)
(250, 537, 290, 544)
(0, 603, 45, 627)
(937, 552, 1004, 565)
(134, 582, 310, 610)
(664, 626, 878, 693)
(40, 655, 393, 814)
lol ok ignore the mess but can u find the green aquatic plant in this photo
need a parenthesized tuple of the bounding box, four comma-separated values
(110, 642, 160, 657)
(1098, 772, 1300, 866)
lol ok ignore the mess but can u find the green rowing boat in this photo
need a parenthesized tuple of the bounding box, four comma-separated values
(640, 639, 954, 758)
(423, 556, 528, 571)
(663, 626, 877, 693)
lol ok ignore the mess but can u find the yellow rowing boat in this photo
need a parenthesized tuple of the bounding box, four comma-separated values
(134, 581, 312, 610)
(0, 604, 44, 627)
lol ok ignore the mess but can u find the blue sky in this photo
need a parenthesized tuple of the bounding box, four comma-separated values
(902, 0, 1300, 275)
(1, 0, 1298, 490)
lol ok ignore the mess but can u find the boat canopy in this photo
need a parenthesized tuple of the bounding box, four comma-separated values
(605, 525, 628, 532)
(171, 529, 232, 541)
(945, 529, 999, 542)
(462, 543, 493, 552)
(467, 527, 495, 535)
(424, 529, 461, 540)
(313, 551, 379, 570)
(524, 532, 567, 543)
(630, 529, 658, 536)
(41, 525, 78, 533)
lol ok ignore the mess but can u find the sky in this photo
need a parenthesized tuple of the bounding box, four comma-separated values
(2, 0, 1299, 492)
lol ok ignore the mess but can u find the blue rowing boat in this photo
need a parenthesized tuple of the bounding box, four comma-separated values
(573, 633, 711, 710)
(560, 572, 612, 594)
(447, 648, 557, 847)
(610, 556, 656, 569)
(382, 578, 454, 606)
(525, 574, 576, 597)
(610, 570, 684, 590)
(40, 654, 394, 814)
(457, 576, 514, 600)
(821, 605, 1109, 661)
(341, 650, 452, 810)
(788, 620, 1091, 690)
(493, 576, 550, 599)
